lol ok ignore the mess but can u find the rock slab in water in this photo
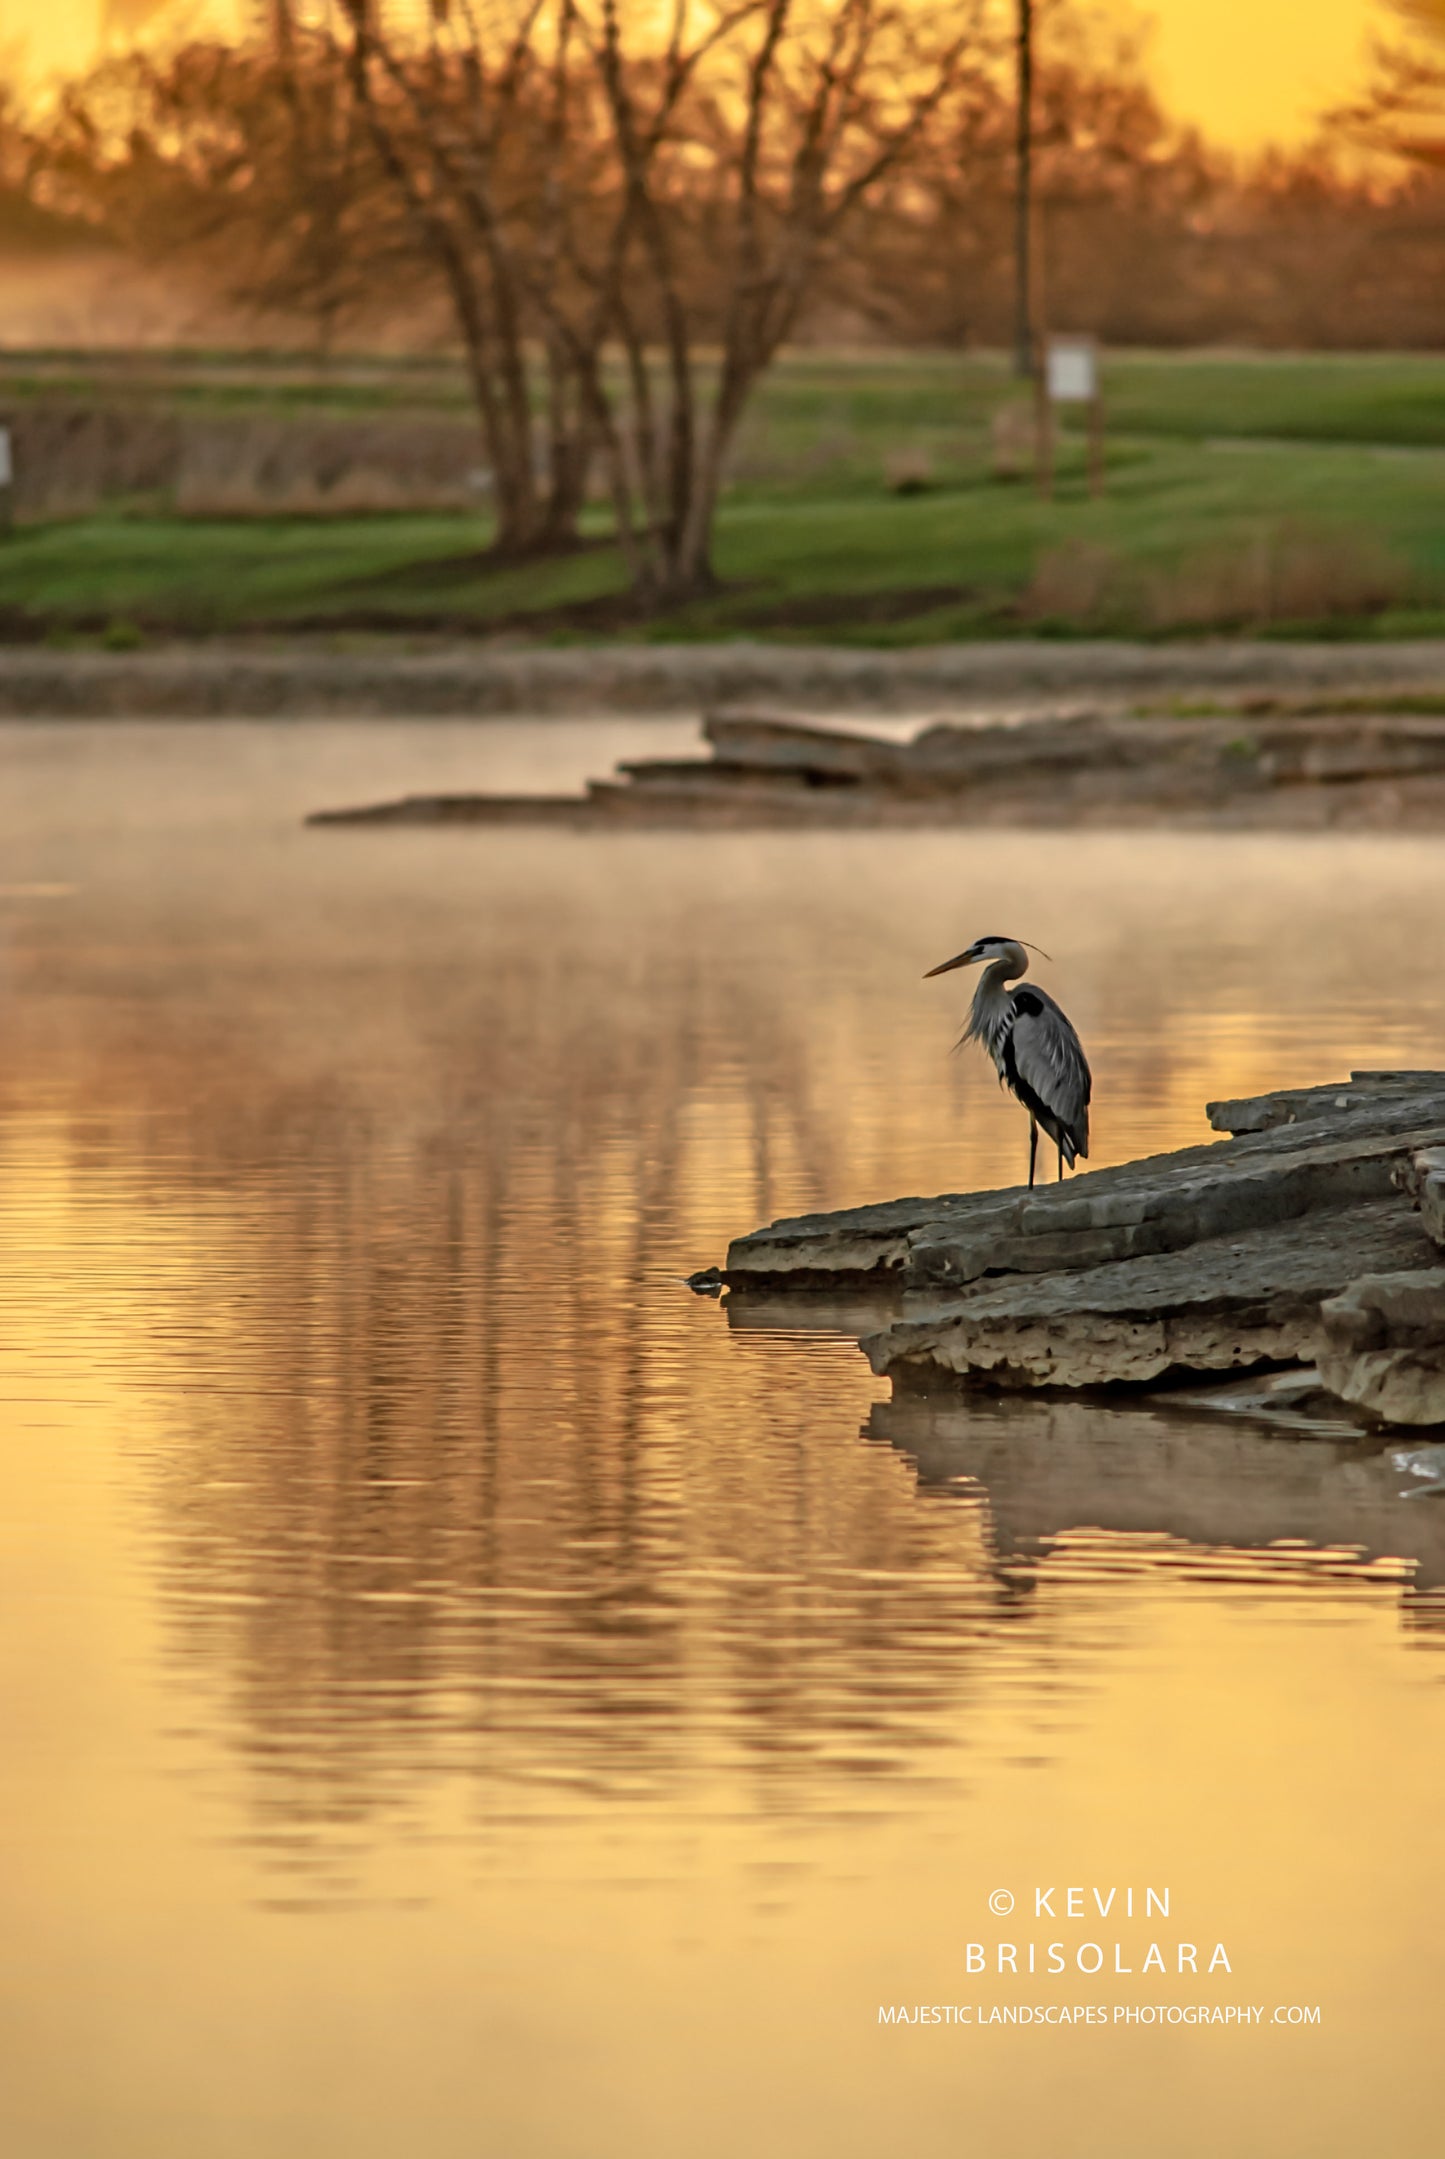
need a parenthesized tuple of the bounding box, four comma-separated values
(727, 1077, 1445, 1286)
(306, 707, 1445, 829)
(1317, 1270, 1445, 1427)
(863, 1201, 1438, 1392)
(724, 1072, 1445, 1401)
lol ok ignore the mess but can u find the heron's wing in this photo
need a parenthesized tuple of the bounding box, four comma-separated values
(1010, 990, 1092, 1150)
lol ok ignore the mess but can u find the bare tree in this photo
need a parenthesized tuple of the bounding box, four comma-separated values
(333, 0, 624, 557)
(574, 0, 984, 599)
(45, 2, 982, 586)
(336, 0, 984, 597)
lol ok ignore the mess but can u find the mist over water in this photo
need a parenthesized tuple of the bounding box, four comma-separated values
(2, 718, 1444, 2158)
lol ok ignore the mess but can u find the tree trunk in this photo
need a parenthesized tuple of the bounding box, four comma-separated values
(537, 335, 590, 550)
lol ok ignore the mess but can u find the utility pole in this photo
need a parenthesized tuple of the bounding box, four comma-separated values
(1013, 0, 1033, 377)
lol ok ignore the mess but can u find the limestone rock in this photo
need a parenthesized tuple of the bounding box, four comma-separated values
(726, 1082, 1445, 1286)
(1207, 1071, 1445, 1136)
(721, 1069, 1445, 1395)
(726, 1188, 1013, 1281)
(1395, 1145, 1445, 1251)
(904, 1118, 1445, 1291)
(1317, 1270, 1445, 1427)
(860, 1201, 1438, 1393)
(701, 713, 916, 781)
(306, 703, 1445, 831)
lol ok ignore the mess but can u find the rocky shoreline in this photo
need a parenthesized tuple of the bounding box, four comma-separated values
(722, 1072, 1445, 1431)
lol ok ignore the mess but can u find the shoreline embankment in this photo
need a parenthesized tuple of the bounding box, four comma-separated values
(7, 637, 1445, 720)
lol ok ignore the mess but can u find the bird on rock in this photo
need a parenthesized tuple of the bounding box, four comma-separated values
(925, 934, 1091, 1188)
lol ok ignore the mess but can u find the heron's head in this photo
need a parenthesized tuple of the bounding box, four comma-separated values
(924, 934, 1034, 980)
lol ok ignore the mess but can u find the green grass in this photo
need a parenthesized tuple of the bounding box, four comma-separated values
(6, 342, 1444, 441)
(1089, 351, 1445, 449)
(0, 347, 473, 417)
(3, 348, 1445, 640)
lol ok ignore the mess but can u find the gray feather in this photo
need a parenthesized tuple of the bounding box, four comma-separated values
(1009, 991, 1091, 1160)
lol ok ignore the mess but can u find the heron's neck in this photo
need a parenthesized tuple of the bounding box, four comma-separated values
(984, 948, 1027, 994)
(968, 953, 1025, 1048)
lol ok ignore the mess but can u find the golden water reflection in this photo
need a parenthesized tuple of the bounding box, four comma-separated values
(1, 721, 1445, 2157)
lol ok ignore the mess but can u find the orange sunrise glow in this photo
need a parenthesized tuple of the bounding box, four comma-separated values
(0, 0, 1386, 150)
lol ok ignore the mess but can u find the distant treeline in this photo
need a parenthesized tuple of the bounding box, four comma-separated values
(844, 152, 1445, 356)
(18, 8, 1444, 357)
(838, 67, 1445, 352)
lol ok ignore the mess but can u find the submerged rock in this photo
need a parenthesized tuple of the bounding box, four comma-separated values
(1393, 1442, 1445, 1498)
(1162, 1366, 1368, 1441)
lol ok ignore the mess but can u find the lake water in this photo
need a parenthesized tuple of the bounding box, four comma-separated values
(2, 718, 1445, 2158)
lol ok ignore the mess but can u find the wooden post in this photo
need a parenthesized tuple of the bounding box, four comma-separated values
(1034, 344, 1053, 501)
(1088, 390, 1104, 498)
(1013, 0, 1034, 379)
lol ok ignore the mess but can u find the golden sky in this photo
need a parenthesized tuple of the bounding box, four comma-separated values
(1146, 0, 1384, 148)
(0, 0, 1388, 151)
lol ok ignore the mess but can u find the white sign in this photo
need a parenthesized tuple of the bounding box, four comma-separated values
(1046, 338, 1098, 404)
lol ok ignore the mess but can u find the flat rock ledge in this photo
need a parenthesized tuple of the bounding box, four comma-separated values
(723, 1072, 1445, 1417)
(308, 705, 1445, 830)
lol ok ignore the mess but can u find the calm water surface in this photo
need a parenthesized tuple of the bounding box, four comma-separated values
(2, 719, 1445, 2158)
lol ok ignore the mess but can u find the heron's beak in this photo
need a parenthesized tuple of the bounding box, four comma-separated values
(923, 948, 976, 979)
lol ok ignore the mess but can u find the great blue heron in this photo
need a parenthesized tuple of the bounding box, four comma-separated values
(925, 934, 1091, 1188)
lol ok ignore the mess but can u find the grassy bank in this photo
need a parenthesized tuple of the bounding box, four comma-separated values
(2, 348, 1444, 641)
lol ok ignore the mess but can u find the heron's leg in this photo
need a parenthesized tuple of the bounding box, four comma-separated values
(1027, 1115, 1038, 1189)
(1057, 1140, 1064, 1183)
